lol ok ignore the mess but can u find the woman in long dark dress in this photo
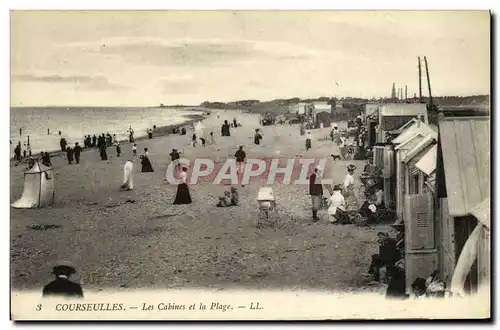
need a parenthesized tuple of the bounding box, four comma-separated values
(173, 166, 192, 205)
(140, 148, 154, 172)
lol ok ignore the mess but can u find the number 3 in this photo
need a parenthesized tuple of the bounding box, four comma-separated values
(36, 304, 42, 311)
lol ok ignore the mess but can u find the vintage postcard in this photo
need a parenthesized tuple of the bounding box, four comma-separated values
(9, 10, 491, 320)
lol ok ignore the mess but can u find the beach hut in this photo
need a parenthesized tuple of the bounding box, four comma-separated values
(391, 119, 437, 221)
(399, 135, 438, 292)
(11, 161, 55, 209)
(434, 111, 490, 296)
(377, 103, 428, 143)
(315, 111, 331, 129)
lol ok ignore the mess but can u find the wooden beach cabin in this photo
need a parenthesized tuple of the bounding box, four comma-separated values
(434, 109, 490, 296)
(399, 134, 439, 292)
(391, 119, 438, 221)
(376, 103, 428, 144)
(315, 111, 332, 129)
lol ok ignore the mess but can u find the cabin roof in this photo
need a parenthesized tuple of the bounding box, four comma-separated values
(391, 119, 437, 144)
(379, 103, 428, 117)
(439, 115, 490, 216)
(415, 144, 437, 176)
(403, 135, 437, 164)
(394, 133, 425, 151)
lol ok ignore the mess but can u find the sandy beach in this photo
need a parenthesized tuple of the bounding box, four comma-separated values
(10, 110, 390, 294)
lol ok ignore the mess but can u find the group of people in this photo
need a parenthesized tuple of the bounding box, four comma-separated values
(13, 141, 31, 162)
(65, 143, 83, 165)
(309, 164, 358, 222)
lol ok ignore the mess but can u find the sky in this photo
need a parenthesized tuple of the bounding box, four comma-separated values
(10, 10, 490, 107)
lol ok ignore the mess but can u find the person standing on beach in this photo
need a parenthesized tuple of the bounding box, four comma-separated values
(173, 166, 192, 205)
(60, 137, 67, 152)
(192, 133, 197, 147)
(47, 128, 50, 135)
(92, 135, 97, 148)
(129, 127, 134, 143)
(132, 143, 137, 157)
(254, 129, 263, 145)
(148, 129, 153, 140)
(14, 142, 21, 162)
(41, 152, 52, 167)
(309, 166, 323, 222)
(234, 146, 246, 185)
(233, 118, 238, 128)
(210, 132, 215, 145)
(106, 133, 112, 147)
(112, 134, 117, 145)
(140, 148, 154, 172)
(74, 142, 82, 164)
(121, 160, 134, 191)
(305, 132, 312, 151)
(116, 143, 121, 157)
(66, 146, 74, 165)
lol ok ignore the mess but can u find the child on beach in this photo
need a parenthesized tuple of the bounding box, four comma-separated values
(132, 143, 137, 157)
(116, 143, 121, 157)
(200, 137, 206, 147)
(192, 133, 197, 147)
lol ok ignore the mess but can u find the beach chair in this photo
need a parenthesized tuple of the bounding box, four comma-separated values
(257, 187, 278, 228)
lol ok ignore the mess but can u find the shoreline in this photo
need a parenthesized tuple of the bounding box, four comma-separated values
(10, 113, 207, 165)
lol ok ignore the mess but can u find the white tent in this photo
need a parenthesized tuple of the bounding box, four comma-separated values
(11, 161, 55, 209)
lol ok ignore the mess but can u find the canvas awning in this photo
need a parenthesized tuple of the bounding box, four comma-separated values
(415, 144, 437, 176)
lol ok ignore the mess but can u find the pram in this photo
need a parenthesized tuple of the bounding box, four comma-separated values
(257, 187, 278, 228)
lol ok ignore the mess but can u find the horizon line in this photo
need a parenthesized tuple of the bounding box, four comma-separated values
(9, 93, 490, 108)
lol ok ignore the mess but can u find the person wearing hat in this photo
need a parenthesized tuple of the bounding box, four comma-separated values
(42, 261, 84, 298)
(305, 131, 312, 151)
(367, 232, 399, 283)
(327, 184, 346, 224)
(309, 166, 324, 221)
(343, 164, 357, 200)
(254, 129, 263, 145)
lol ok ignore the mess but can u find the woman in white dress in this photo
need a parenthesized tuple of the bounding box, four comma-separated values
(121, 160, 134, 190)
(342, 164, 357, 207)
(328, 185, 346, 224)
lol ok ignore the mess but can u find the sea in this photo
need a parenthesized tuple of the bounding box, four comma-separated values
(10, 107, 204, 155)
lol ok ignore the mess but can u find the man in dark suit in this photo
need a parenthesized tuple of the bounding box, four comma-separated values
(42, 261, 84, 298)
(367, 232, 399, 282)
(309, 166, 324, 222)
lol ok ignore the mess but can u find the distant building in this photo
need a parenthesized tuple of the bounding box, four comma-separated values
(315, 111, 332, 128)
(289, 102, 312, 115)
